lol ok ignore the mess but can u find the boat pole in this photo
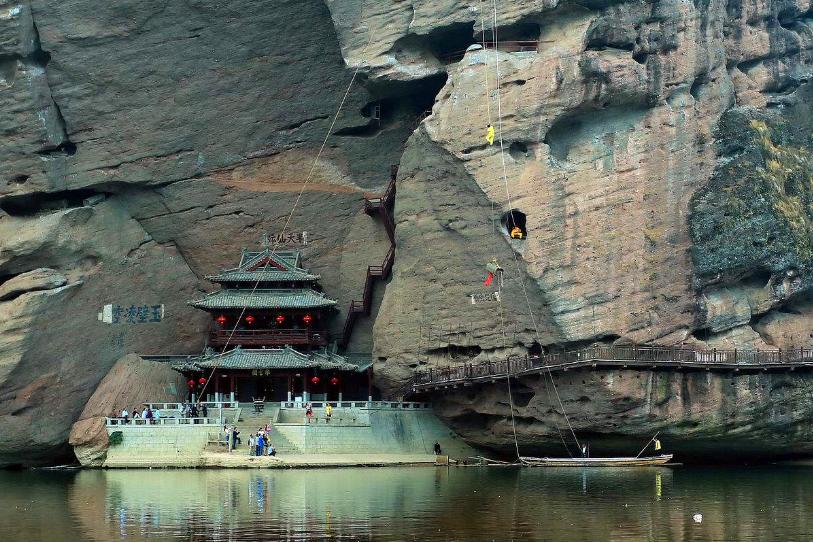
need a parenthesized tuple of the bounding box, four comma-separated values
(635, 431, 660, 458)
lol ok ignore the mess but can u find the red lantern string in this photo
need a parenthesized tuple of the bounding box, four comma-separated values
(303, 313, 313, 325)
(198, 377, 207, 386)
(275, 314, 286, 325)
(330, 377, 339, 386)
(216, 315, 227, 326)
(187, 379, 195, 389)
(245, 315, 255, 325)
(311, 376, 320, 385)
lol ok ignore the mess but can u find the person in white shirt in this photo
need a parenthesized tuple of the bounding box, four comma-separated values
(121, 408, 129, 424)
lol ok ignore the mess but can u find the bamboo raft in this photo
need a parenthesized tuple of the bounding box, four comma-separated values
(519, 454, 673, 467)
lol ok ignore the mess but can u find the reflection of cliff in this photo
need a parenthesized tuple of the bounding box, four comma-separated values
(59, 468, 813, 541)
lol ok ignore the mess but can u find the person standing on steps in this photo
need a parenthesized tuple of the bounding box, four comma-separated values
(433, 442, 442, 455)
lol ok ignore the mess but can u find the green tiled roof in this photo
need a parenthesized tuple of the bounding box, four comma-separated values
(207, 268, 319, 282)
(189, 289, 337, 310)
(179, 346, 363, 372)
(206, 250, 320, 283)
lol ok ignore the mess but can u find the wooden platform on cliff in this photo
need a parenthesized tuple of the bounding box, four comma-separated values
(412, 345, 813, 392)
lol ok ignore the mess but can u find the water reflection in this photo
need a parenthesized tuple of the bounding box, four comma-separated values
(1, 466, 812, 541)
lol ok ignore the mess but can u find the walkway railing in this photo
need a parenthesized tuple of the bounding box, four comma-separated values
(277, 400, 431, 410)
(413, 345, 813, 390)
(208, 328, 328, 347)
(440, 40, 538, 62)
(105, 417, 221, 427)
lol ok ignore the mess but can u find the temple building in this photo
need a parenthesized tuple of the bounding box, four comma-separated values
(172, 248, 372, 403)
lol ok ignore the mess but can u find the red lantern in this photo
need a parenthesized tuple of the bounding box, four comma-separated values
(275, 314, 286, 325)
(330, 377, 339, 386)
(198, 377, 207, 386)
(245, 315, 255, 325)
(311, 376, 320, 385)
(303, 313, 313, 325)
(187, 379, 195, 389)
(216, 315, 227, 326)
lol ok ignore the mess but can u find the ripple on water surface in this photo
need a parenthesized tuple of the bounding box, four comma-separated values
(1, 466, 812, 541)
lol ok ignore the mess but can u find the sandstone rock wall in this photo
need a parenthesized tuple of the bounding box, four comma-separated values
(69, 353, 187, 466)
(4, 0, 813, 463)
(0, 0, 401, 466)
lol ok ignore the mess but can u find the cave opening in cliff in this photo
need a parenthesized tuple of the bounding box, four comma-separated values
(501, 209, 527, 240)
(0, 188, 106, 217)
(478, 21, 541, 46)
(528, 341, 543, 357)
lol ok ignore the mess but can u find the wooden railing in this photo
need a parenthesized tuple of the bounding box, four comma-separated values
(441, 40, 539, 62)
(413, 345, 813, 390)
(208, 328, 328, 347)
(340, 166, 398, 348)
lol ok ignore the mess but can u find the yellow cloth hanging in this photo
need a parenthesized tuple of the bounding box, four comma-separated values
(654, 439, 662, 451)
(486, 125, 495, 145)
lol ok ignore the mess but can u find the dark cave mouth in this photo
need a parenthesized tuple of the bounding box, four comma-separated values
(501, 209, 527, 240)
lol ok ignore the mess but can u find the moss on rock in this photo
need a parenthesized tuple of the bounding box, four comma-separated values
(689, 107, 813, 285)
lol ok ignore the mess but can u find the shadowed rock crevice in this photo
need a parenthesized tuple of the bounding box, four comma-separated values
(544, 106, 648, 162)
(0, 188, 109, 217)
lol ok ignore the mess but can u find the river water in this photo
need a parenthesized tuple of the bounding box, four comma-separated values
(1, 466, 811, 541)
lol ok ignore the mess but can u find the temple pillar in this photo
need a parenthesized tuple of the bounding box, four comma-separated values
(367, 367, 372, 402)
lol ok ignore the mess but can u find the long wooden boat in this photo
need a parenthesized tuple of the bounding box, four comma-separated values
(519, 454, 673, 467)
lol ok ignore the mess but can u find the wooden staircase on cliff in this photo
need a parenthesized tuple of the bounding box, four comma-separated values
(339, 165, 398, 348)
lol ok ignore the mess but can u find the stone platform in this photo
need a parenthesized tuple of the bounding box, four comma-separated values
(95, 402, 476, 468)
(102, 452, 445, 469)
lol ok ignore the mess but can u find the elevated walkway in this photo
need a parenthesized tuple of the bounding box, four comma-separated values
(413, 344, 813, 391)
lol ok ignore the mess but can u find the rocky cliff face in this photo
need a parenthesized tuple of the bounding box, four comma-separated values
(3, 0, 813, 464)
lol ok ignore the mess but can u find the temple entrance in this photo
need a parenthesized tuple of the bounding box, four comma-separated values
(235, 375, 289, 402)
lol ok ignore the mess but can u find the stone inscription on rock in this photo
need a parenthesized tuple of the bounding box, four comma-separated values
(470, 292, 501, 304)
(98, 304, 165, 324)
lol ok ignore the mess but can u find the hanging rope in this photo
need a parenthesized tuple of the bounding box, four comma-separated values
(196, 22, 373, 403)
(488, 0, 583, 456)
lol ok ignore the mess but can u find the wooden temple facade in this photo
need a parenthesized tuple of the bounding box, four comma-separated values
(172, 249, 372, 403)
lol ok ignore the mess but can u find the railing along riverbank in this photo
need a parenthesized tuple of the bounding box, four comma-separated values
(413, 345, 813, 391)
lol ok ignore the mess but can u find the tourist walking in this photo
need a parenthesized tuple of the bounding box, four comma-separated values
(248, 434, 256, 456)
(305, 403, 313, 423)
(121, 408, 129, 424)
(325, 404, 333, 422)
